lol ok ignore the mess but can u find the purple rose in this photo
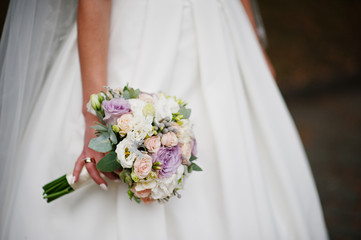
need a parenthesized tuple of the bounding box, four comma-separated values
(102, 98, 131, 125)
(191, 138, 197, 156)
(154, 145, 182, 178)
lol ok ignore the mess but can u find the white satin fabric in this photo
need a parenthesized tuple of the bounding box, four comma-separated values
(1, 0, 328, 239)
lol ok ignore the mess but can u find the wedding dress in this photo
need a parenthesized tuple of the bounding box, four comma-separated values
(0, 0, 328, 239)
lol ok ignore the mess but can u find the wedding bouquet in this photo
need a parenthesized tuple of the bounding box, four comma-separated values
(43, 85, 201, 204)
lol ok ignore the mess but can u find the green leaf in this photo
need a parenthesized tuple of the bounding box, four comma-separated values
(190, 155, 197, 162)
(187, 165, 193, 173)
(134, 196, 141, 203)
(96, 111, 105, 124)
(123, 90, 130, 100)
(96, 151, 121, 172)
(101, 91, 111, 100)
(128, 88, 140, 99)
(107, 124, 118, 144)
(88, 133, 112, 153)
(178, 106, 191, 119)
(191, 163, 203, 171)
(123, 84, 129, 92)
(128, 189, 134, 200)
(91, 125, 108, 132)
(119, 169, 132, 184)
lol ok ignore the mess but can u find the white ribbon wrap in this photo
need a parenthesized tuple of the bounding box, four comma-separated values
(66, 167, 92, 190)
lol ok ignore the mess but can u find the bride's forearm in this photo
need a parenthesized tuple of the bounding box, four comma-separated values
(77, 0, 112, 117)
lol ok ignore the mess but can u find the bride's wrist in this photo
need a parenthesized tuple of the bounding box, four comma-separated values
(83, 110, 98, 125)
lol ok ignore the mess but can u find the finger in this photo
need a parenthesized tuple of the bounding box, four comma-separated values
(85, 163, 107, 190)
(114, 167, 123, 175)
(102, 172, 119, 181)
(73, 158, 85, 183)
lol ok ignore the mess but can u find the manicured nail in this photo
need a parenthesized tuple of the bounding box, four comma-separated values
(71, 175, 76, 184)
(100, 183, 108, 191)
(113, 179, 120, 183)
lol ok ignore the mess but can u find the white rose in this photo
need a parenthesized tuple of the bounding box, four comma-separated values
(128, 99, 147, 118)
(135, 179, 157, 192)
(150, 165, 183, 200)
(115, 139, 137, 168)
(154, 94, 180, 122)
(151, 176, 176, 199)
(178, 119, 194, 143)
(129, 115, 153, 141)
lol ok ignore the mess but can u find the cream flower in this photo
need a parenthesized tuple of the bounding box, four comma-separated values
(134, 154, 153, 179)
(181, 142, 192, 165)
(171, 122, 181, 135)
(177, 119, 194, 144)
(144, 136, 161, 153)
(117, 113, 133, 135)
(161, 132, 178, 147)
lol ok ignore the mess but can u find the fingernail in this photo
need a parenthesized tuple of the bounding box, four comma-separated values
(100, 183, 108, 191)
(114, 179, 120, 183)
(71, 175, 76, 184)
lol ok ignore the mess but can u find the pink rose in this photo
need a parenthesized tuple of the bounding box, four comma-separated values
(131, 185, 151, 198)
(134, 155, 153, 179)
(141, 196, 155, 204)
(144, 136, 161, 153)
(161, 132, 178, 147)
(181, 142, 192, 165)
(138, 93, 154, 104)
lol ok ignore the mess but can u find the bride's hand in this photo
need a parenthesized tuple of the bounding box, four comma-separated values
(75, 0, 113, 189)
(73, 114, 119, 190)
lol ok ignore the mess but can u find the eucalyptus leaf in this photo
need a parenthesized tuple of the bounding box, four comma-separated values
(101, 91, 111, 100)
(189, 155, 197, 162)
(191, 163, 203, 171)
(96, 151, 120, 172)
(129, 88, 136, 98)
(88, 134, 112, 153)
(123, 90, 130, 100)
(91, 125, 108, 132)
(106, 124, 118, 144)
(96, 111, 105, 124)
(178, 106, 191, 119)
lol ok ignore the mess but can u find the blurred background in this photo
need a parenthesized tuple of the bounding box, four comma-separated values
(1, 0, 360, 239)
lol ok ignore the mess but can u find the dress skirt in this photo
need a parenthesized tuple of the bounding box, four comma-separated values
(1, 0, 328, 239)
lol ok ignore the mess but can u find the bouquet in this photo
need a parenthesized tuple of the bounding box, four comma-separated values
(43, 85, 201, 204)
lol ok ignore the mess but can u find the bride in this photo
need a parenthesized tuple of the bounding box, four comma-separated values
(0, 0, 328, 239)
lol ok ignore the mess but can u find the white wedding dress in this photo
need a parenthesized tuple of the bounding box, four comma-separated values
(0, 0, 328, 239)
